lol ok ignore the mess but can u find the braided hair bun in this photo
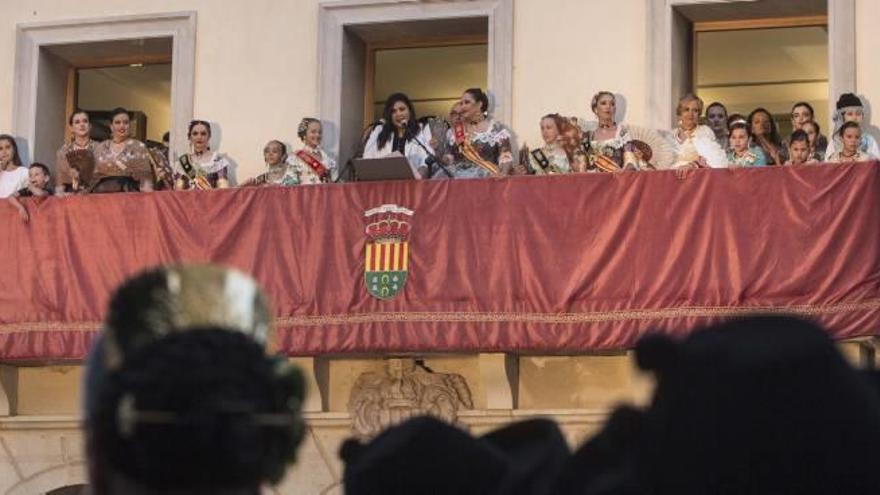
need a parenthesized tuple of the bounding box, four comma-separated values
(93, 327, 306, 492)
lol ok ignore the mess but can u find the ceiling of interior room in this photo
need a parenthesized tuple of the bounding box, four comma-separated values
(676, 0, 826, 22)
(43, 37, 172, 67)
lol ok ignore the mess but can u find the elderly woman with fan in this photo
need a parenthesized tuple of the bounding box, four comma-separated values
(578, 91, 673, 171)
(669, 94, 727, 169)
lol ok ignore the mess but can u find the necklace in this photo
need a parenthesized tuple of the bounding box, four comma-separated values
(109, 139, 126, 157)
(841, 149, 857, 159)
(677, 126, 696, 142)
(597, 121, 616, 130)
(73, 137, 91, 149)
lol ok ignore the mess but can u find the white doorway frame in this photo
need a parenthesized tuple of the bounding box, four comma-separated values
(647, 0, 855, 130)
(13, 12, 196, 163)
(317, 0, 513, 159)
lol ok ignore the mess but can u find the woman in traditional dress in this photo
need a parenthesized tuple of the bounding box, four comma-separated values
(705, 102, 729, 150)
(363, 93, 435, 179)
(0, 135, 29, 199)
(827, 122, 874, 163)
(241, 140, 299, 187)
(174, 120, 232, 190)
(91, 107, 154, 192)
(824, 93, 880, 161)
(443, 88, 514, 178)
(726, 118, 766, 167)
(669, 94, 727, 169)
(747, 108, 786, 165)
(578, 91, 637, 171)
(55, 109, 97, 195)
(287, 118, 337, 184)
(527, 114, 580, 174)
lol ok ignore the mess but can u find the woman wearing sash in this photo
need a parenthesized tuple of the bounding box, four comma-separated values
(55, 109, 97, 195)
(174, 120, 232, 190)
(670, 94, 727, 169)
(443, 88, 513, 179)
(287, 118, 336, 184)
(91, 107, 154, 193)
(363, 93, 434, 179)
(578, 91, 639, 172)
(241, 140, 300, 187)
(528, 114, 581, 174)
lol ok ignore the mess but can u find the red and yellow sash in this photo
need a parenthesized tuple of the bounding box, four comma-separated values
(296, 150, 328, 181)
(454, 122, 500, 176)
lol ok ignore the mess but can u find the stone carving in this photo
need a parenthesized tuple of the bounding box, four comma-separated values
(348, 358, 473, 439)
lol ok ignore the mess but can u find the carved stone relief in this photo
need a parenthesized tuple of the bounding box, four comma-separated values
(348, 358, 473, 439)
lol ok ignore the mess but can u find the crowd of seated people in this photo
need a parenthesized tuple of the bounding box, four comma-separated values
(2, 91, 878, 214)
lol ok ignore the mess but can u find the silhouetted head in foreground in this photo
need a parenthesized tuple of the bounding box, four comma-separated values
(556, 316, 880, 495)
(90, 327, 306, 495)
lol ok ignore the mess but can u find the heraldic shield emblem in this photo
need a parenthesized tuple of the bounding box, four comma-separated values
(364, 204, 413, 300)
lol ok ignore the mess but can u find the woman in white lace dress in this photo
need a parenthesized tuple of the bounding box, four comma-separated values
(669, 94, 727, 169)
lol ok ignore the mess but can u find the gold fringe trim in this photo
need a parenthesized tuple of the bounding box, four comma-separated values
(3, 298, 879, 334)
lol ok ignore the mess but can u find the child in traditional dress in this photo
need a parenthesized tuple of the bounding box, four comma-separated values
(726, 119, 766, 167)
(824, 93, 880, 160)
(827, 122, 872, 163)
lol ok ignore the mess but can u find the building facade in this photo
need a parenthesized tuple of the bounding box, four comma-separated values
(1, 1, 879, 493)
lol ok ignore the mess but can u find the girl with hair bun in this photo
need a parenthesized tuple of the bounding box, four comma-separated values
(89, 328, 307, 495)
(242, 140, 300, 187)
(287, 118, 337, 184)
(443, 88, 514, 178)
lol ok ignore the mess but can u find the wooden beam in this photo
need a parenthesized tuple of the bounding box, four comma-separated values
(693, 15, 827, 32)
(69, 53, 172, 70)
(367, 35, 487, 52)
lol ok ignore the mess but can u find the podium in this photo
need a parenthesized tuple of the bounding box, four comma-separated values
(353, 156, 417, 181)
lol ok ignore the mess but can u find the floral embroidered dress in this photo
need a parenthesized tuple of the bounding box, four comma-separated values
(528, 144, 571, 174)
(287, 146, 337, 185)
(246, 164, 301, 187)
(579, 122, 634, 171)
(726, 146, 767, 167)
(826, 149, 874, 164)
(824, 133, 880, 161)
(175, 152, 232, 190)
(92, 139, 154, 184)
(445, 120, 513, 179)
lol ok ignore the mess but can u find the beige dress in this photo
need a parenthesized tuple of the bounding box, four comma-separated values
(92, 139, 153, 183)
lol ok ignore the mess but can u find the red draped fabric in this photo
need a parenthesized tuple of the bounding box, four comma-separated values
(2, 162, 880, 360)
